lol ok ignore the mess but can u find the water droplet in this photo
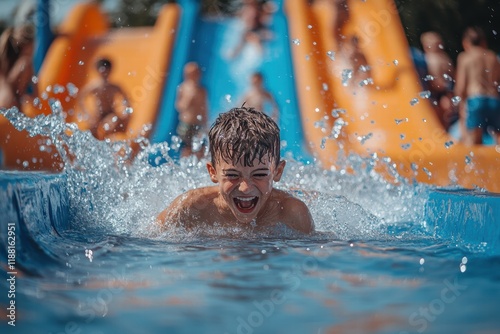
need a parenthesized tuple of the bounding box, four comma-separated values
(451, 96, 461, 106)
(493, 30, 498, 36)
(400, 133, 406, 140)
(419, 258, 425, 265)
(443, 73, 453, 81)
(66, 83, 79, 97)
(461, 256, 468, 264)
(322, 83, 329, 91)
(444, 140, 454, 148)
(358, 132, 373, 145)
(31, 76, 39, 84)
(341, 69, 353, 86)
(22, 160, 29, 167)
(331, 118, 347, 138)
(395, 118, 408, 125)
(331, 108, 346, 118)
(78, 60, 84, 65)
(422, 167, 432, 179)
(225, 94, 232, 103)
(359, 78, 374, 87)
(292, 38, 300, 45)
(359, 65, 370, 73)
(460, 264, 466, 273)
(465, 155, 472, 164)
(53, 84, 65, 94)
(307, 24, 313, 29)
(419, 90, 431, 99)
(410, 98, 419, 106)
(326, 50, 335, 61)
(393, 59, 399, 66)
(320, 137, 326, 149)
(401, 143, 411, 150)
(424, 74, 434, 81)
(314, 120, 326, 128)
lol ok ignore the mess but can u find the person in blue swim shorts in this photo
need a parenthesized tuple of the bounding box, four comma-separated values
(454, 26, 500, 145)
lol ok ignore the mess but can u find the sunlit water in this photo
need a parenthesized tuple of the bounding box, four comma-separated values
(1, 103, 500, 334)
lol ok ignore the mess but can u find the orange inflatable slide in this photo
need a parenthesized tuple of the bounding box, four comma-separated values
(0, 2, 179, 170)
(285, 0, 500, 193)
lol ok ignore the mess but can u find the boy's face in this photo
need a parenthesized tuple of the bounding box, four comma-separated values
(207, 155, 285, 224)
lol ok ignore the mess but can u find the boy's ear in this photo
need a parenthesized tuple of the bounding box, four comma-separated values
(273, 160, 286, 182)
(206, 162, 219, 183)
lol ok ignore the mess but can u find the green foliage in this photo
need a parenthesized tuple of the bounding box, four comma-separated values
(110, 0, 175, 27)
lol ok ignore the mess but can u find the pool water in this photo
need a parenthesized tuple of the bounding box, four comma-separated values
(1, 108, 500, 334)
(2, 205, 500, 334)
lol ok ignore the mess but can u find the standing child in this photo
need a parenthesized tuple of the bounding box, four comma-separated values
(175, 62, 208, 159)
(240, 72, 279, 123)
(78, 58, 131, 140)
(0, 24, 36, 111)
(157, 106, 314, 234)
(454, 26, 500, 145)
(420, 31, 456, 130)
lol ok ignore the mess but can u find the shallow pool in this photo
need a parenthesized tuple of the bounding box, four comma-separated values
(1, 160, 500, 334)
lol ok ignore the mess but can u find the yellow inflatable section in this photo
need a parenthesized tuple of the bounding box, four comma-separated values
(286, 0, 500, 193)
(0, 2, 179, 170)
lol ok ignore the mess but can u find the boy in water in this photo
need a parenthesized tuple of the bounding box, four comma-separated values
(175, 62, 208, 158)
(454, 26, 500, 145)
(240, 72, 279, 123)
(78, 58, 131, 140)
(157, 106, 314, 234)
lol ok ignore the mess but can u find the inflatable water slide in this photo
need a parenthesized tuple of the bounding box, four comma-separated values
(286, 0, 500, 193)
(151, 0, 310, 162)
(0, 2, 180, 170)
(0, 0, 309, 169)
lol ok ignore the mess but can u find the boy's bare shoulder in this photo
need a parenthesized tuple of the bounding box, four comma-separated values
(157, 186, 218, 227)
(176, 186, 218, 208)
(272, 189, 314, 234)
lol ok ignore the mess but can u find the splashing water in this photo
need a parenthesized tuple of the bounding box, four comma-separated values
(341, 69, 353, 86)
(1, 100, 430, 241)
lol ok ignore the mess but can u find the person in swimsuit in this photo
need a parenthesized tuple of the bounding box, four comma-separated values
(229, 0, 275, 59)
(239, 72, 279, 123)
(175, 62, 208, 159)
(0, 24, 36, 111)
(454, 26, 500, 145)
(157, 106, 314, 234)
(78, 58, 131, 140)
(420, 31, 456, 130)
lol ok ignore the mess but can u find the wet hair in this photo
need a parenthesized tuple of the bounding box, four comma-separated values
(209, 106, 280, 168)
(95, 58, 112, 71)
(463, 26, 486, 47)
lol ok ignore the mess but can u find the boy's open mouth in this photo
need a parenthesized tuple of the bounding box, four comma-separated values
(233, 196, 259, 213)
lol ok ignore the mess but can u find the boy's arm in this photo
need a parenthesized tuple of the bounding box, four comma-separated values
(282, 197, 315, 234)
(453, 53, 467, 101)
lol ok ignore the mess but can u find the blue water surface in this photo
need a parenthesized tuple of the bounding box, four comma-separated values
(1, 169, 499, 334)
